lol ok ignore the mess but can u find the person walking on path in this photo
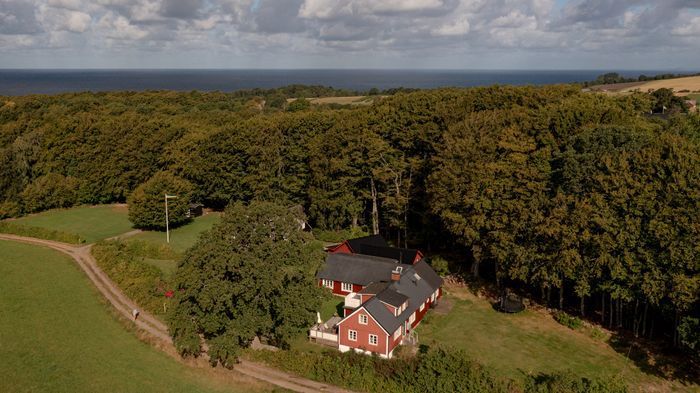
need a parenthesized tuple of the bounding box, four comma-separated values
(132, 308, 139, 321)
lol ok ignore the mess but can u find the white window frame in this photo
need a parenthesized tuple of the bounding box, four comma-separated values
(341, 282, 353, 292)
(368, 334, 378, 346)
(409, 312, 416, 325)
(393, 329, 401, 340)
(348, 329, 357, 341)
(359, 314, 368, 325)
(322, 279, 333, 288)
(420, 303, 425, 312)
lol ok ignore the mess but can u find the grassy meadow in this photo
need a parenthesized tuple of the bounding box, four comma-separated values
(0, 240, 265, 393)
(128, 212, 222, 254)
(7, 205, 133, 243)
(416, 284, 691, 392)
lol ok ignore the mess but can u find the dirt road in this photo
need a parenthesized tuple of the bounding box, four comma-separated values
(0, 233, 353, 393)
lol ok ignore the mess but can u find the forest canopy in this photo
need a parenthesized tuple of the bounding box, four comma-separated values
(0, 85, 698, 353)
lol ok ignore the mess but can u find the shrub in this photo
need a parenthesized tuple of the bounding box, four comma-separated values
(21, 173, 80, 213)
(247, 347, 627, 393)
(124, 239, 180, 260)
(92, 240, 172, 316)
(554, 311, 583, 330)
(0, 200, 22, 219)
(0, 221, 83, 244)
(127, 171, 194, 230)
(428, 255, 450, 276)
(287, 98, 311, 112)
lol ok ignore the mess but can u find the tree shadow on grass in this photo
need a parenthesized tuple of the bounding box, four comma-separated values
(607, 332, 699, 387)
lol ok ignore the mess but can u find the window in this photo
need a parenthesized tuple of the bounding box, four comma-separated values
(359, 314, 368, 325)
(369, 334, 378, 346)
(420, 303, 425, 312)
(409, 312, 416, 324)
(393, 329, 401, 340)
(322, 279, 333, 288)
(348, 330, 357, 341)
(341, 282, 353, 292)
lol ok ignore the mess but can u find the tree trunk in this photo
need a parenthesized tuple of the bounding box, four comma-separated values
(471, 245, 481, 279)
(609, 296, 614, 329)
(471, 260, 480, 278)
(370, 178, 379, 235)
(546, 287, 551, 307)
(642, 301, 648, 337)
(633, 299, 639, 337)
(601, 293, 605, 324)
(541, 286, 546, 302)
(617, 300, 623, 328)
(580, 295, 585, 317)
(559, 279, 564, 310)
(495, 261, 500, 289)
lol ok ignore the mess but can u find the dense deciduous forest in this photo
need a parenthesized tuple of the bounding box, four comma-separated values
(0, 85, 698, 356)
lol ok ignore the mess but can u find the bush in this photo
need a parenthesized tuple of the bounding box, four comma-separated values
(287, 98, 311, 112)
(0, 200, 22, 219)
(0, 221, 84, 244)
(554, 311, 583, 330)
(21, 173, 80, 213)
(127, 171, 194, 230)
(428, 256, 450, 276)
(92, 240, 173, 316)
(247, 347, 627, 393)
(124, 239, 180, 260)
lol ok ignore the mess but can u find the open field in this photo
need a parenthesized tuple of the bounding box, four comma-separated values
(0, 240, 263, 393)
(416, 284, 693, 392)
(128, 212, 222, 254)
(287, 96, 384, 106)
(7, 205, 132, 243)
(591, 76, 700, 95)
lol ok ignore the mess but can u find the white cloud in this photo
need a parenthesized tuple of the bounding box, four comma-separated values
(433, 18, 469, 36)
(1, 0, 700, 68)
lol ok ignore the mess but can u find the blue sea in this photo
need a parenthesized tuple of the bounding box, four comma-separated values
(0, 69, 690, 96)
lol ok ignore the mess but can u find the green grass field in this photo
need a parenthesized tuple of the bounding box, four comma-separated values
(129, 213, 222, 254)
(9, 205, 133, 243)
(0, 240, 263, 393)
(416, 286, 666, 390)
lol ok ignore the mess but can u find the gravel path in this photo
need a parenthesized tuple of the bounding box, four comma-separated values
(0, 233, 353, 393)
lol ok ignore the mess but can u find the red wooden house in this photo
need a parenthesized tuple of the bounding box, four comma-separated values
(315, 236, 442, 358)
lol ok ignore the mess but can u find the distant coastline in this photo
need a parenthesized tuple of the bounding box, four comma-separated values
(1, 69, 695, 96)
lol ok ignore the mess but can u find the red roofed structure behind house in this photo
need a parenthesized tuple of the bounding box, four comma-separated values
(313, 235, 442, 358)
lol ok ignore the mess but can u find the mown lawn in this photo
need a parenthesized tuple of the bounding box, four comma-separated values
(9, 205, 133, 243)
(0, 240, 264, 393)
(416, 285, 666, 390)
(128, 212, 222, 254)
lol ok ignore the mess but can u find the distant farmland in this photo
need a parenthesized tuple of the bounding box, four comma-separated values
(590, 75, 700, 95)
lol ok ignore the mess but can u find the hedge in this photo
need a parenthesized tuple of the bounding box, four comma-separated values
(92, 240, 174, 317)
(246, 347, 627, 393)
(0, 221, 84, 244)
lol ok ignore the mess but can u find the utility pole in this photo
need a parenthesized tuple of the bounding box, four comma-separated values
(165, 194, 178, 243)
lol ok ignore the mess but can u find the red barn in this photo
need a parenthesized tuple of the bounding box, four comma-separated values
(315, 236, 442, 358)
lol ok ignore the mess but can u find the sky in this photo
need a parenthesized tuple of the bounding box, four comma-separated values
(0, 0, 699, 69)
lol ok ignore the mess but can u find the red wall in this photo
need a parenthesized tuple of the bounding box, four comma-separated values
(338, 308, 389, 357)
(319, 279, 364, 296)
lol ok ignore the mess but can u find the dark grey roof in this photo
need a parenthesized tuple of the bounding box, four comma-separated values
(358, 282, 391, 295)
(376, 288, 408, 308)
(362, 297, 402, 333)
(413, 260, 443, 289)
(317, 253, 407, 286)
(346, 235, 389, 252)
(355, 244, 421, 265)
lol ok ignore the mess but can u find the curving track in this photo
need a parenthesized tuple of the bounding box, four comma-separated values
(0, 233, 352, 393)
